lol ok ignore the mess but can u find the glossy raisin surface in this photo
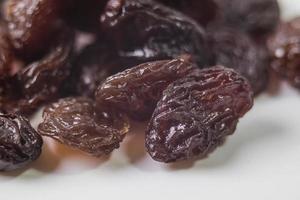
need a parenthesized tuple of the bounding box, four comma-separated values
(146, 66, 253, 163)
(208, 27, 269, 95)
(38, 97, 129, 157)
(0, 113, 43, 171)
(216, 0, 280, 36)
(101, 0, 208, 67)
(0, 28, 74, 115)
(157, 0, 217, 26)
(267, 17, 300, 89)
(95, 57, 196, 121)
(5, 0, 64, 60)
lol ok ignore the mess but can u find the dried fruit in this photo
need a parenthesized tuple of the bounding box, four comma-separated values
(0, 28, 74, 115)
(95, 57, 196, 120)
(4, 0, 64, 60)
(38, 97, 129, 156)
(267, 17, 300, 89)
(216, 0, 280, 36)
(101, 0, 208, 67)
(157, 0, 217, 26)
(208, 27, 269, 95)
(0, 113, 43, 171)
(146, 66, 253, 163)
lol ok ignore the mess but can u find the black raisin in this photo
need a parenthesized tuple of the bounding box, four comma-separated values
(101, 0, 208, 67)
(0, 113, 43, 171)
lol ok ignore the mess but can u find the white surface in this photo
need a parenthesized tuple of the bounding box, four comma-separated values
(1, 1, 300, 199)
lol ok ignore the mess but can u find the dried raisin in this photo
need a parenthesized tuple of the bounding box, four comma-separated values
(38, 97, 129, 157)
(0, 113, 43, 171)
(95, 56, 196, 121)
(101, 0, 208, 67)
(0, 28, 74, 115)
(4, 0, 65, 60)
(146, 66, 253, 163)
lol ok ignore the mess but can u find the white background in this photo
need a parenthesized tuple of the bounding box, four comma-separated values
(1, 0, 300, 199)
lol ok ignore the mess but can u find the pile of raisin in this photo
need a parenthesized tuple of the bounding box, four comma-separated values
(0, 0, 298, 170)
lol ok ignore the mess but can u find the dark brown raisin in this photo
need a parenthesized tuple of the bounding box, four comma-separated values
(267, 17, 300, 89)
(95, 57, 196, 121)
(0, 28, 74, 115)
(0, 113, 43, 171)
(38, 97, 129, 157)
(208, 26, 269, 95)
(157, 0, 218, 26)
(215, 0, 280, 37)
(4, 0, 65, 60)
(146, 66, 253, 163)
(101, 0, 208, 67)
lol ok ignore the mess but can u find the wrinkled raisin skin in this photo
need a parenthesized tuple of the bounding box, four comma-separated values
(157, 0, 218, 26)
(216, 0, 280, 37)
(0, 114, 43, 171)
(5, 0, 64, 60)
(101, 0, 208, 67)
(208, 27, 269, 95)
(95, 57, 196, 121)
(0, 28, 74, 115)
(146, 66, 253, 163)
(38, 97, 129, 157)
(267, 17, 300, 89)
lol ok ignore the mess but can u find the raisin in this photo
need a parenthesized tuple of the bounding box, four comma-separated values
(4, 0, 65, 60)
(267, 18, 300, 89)
(64, 41, 144, 98)
(95, 56, 196, 121)
(38, 97, 129, 157)
(208, 26, 269, 95)
(0, 113, 43, 171)
(157, 0, 218, 26)
(146, 66, 253, 163)
(63, 0, 107, 32)
(0, 28, 74, 115)
(101, 0, 208, 67)
(215, 0, 280, 37)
